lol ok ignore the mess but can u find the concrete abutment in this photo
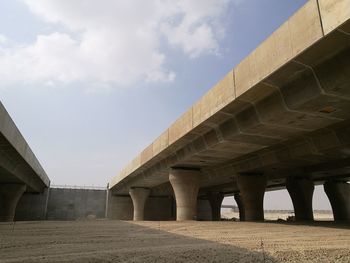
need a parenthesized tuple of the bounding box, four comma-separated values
(169, 168, 200, 221)
(0, 184, 26, 222)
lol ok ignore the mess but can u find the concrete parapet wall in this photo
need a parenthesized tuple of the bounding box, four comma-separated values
(15, 187, 108, 221)
(46, 188, 106, 220)
(16, 188, 173, 221)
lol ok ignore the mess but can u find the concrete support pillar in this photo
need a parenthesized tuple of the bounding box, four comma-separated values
(0, 184, 26, 222)
(286, 177, 314, 221)
(129, 187, 150, 221)
(169, 168, 200, 221)
(236, 174, 267, 221)
(324, 181, 350, 221)
(207, 192, 224, 221)
(234, 193, 245, 221)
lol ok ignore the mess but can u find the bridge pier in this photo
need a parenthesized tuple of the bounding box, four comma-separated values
(286, 177, 314, 221)
(129, 187, 150, 221)
(236, 174, 266, 221)
(324, 181, 350, 221)
(207, 192, 224, 221)
(0, 184, 26, 222)
(234, 193, 245, 221)
(169, 168, 200, 221)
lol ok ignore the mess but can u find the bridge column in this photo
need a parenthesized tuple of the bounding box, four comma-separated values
(129, 187, 150, 221)
(286, 177, 314, 221)
(234, 193, 245, 221)
(0, 184, 26, 222)
(324, 181, 350, 221)
(169, 168, 200, 221)
(236, 174, 267, 221)
(207, 192, 224, 221)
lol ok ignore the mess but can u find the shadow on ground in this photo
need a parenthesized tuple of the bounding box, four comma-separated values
(0, 220, 277, 263)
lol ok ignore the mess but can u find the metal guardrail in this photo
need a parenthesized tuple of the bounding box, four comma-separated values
(221, 205, 238, 209)
(50, 185, 107, 190)
(221, 206, 332, 213)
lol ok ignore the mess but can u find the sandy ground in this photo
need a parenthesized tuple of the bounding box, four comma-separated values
(0, 220, 349, 263)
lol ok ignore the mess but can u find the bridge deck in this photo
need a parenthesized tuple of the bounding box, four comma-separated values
(109, 0, 350, 196)
(0, 102, 49, 192)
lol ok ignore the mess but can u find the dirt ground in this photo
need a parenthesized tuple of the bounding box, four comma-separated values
(0, 220, 349, 263)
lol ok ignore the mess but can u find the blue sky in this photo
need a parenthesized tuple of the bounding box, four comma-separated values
(0, 0, 331, 209)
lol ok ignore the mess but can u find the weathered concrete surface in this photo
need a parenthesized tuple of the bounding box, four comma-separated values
(0, 102, 50, 221)
(117, 197, 213, 221)
(129, 187, 150, 221)
(236, 174, 267, 221)
(106, 194, 133, 220)
(15, 187, 50, 221)
(324, 181, 350, 221)
(286, 177, 315, 221)
(0, 102, 49, 192)
(109, 0, 350, 221)
(318, 0, 350, 35)
(197, 199, 212, 221)
(0, 184, 26, 221)
(46, 188, 106, 220)
(169, 169, 200, 221)
(106, 194, 174, 221)
(207, 192, 224, 221)
(234, 193, 245, 221)
(14, 187, 109, 221)
(144, 196, 175, 221)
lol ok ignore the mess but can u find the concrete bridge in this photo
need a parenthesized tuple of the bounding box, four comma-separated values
(108, 0, 350, 222)
(0, 102, 50, 221)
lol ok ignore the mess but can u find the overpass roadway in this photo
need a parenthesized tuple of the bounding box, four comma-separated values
(109, 0, 350, 222)
(0, 102, 50, 221)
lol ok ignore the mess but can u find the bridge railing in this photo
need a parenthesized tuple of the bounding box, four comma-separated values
(50, 185, 107, 190)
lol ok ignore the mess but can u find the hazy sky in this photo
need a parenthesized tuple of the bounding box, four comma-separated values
(0, 0, 332, 209)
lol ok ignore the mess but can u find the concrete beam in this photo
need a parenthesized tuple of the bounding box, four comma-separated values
(318, 0, 350, 35)
(0, 103, 49, 192)
(108, 0, 350, 199)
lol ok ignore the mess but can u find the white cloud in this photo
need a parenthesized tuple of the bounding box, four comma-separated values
(0, 34, 7, 44)
(0, 0, 231, 89)
(160, 0, 230, 57)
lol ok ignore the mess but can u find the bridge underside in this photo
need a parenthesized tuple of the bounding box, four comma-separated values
(109, 1, 350, 222)
(112, 22, 350, 197)
(0, 103, 50, 221)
